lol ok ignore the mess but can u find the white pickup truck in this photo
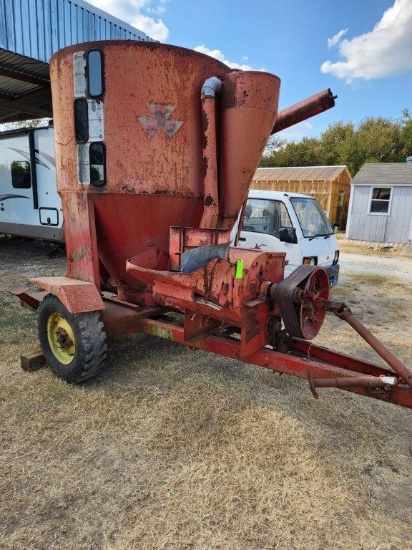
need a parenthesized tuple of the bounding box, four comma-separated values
(232, 189, 340, 286)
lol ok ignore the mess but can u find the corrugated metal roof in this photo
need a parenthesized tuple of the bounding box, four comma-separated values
(1, 72, 41, 97)
(0, 49, 52, 121)
(253, 166, 349, 182)
(352, 163, 412, 185)
(0, 0, 152, 62)
(0, 0, 154, 123)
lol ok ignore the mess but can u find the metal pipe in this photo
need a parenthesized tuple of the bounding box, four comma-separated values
(308, 372, 398, 399)
(271, 88, 336, 134)
(335, 305, 412, 388)
(200, 77, 222, 229)
(202, 77, 222, 99)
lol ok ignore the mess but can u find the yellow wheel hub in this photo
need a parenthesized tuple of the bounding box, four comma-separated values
(47, 312, 76, 365)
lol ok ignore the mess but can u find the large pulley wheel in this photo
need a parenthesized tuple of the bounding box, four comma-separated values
(299, 267, 329, 338)
(274, 265, 329, 340)
(38, 294, 107, 383)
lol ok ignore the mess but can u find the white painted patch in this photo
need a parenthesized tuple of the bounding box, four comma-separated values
(73, 52, 87, 98)
(88, 100, 104, 141)
(380, 376, 397, 386)
(77, 144, 90, 185)
(74, 53, 105, 185)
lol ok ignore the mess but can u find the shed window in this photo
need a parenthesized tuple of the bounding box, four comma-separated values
(369, 187, 391, 214)
(11, 161, 31, 189)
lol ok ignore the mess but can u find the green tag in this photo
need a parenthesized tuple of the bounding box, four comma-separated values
(235, 259, 244, 279)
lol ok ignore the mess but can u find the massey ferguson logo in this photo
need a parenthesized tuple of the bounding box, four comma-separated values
(138, 104, 184, 138)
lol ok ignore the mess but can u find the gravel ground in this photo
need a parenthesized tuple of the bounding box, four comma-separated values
(339, 251, 412, 284)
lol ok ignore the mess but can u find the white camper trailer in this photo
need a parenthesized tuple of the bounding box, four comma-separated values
(0, 126, 63, 242)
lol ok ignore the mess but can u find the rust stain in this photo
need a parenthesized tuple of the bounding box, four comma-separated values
(68, 245, 88, 263)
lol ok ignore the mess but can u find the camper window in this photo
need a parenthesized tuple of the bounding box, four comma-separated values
(11, 161, 31, 189)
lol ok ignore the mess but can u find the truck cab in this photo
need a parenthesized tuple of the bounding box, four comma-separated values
(233, 189, 340, 286)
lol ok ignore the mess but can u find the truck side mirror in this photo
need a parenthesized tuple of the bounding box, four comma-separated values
(278, 227, 298, 244)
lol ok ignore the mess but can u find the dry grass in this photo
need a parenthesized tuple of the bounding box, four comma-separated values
(1, 238, 412, 549)
(335, 233, 408, 257)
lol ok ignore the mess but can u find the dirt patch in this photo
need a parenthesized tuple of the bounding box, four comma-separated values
(1, 236, 411, 549)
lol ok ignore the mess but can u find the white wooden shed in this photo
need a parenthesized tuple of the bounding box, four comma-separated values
(346, 163, 412, 246)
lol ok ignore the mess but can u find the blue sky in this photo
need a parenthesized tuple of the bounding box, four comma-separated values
(88, 0, 412, 142)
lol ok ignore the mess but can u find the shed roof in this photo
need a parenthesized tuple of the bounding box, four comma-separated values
(253, 166, 350, 182)
(0, 0, 153, 123)
(352, 163, 412, 185)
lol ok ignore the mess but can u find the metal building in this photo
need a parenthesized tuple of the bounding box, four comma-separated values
(346, 163, 412, 246)
(0, 0, 153, 122)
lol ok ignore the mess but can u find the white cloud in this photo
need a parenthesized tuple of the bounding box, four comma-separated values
(87, 0, 169, 41)
(321, 0, 412, 82)
(194, 45, 255, 71)
(131, 14, 169, 41)
(327, 29, 348, 48)
(276, 121, 314, 143)
(147, 0, 168, 15)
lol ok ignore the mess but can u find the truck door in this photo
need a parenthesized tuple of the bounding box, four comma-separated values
(238, 198, 302, 271)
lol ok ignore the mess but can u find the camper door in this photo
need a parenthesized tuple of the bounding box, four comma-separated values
(0, 132, 36, 230)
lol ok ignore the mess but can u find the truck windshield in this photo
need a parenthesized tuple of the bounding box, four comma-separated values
(290, 197, 333, 238)
(243, 198, 293, 237)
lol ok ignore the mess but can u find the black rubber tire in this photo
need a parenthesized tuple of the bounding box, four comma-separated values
(38, 293, 107, 383)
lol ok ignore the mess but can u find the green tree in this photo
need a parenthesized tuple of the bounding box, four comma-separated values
(260, 113, 410, 176)
(320, 121, 355, 166)
(0, 117, 50, 133)
(261, 137, 324, 167)
(399, 109, 412, 161)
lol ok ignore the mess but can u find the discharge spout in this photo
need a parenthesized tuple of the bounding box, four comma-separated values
(271, 88, 336, 134)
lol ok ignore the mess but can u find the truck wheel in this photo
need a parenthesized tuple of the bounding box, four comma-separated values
(38, 294, 107, 383)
